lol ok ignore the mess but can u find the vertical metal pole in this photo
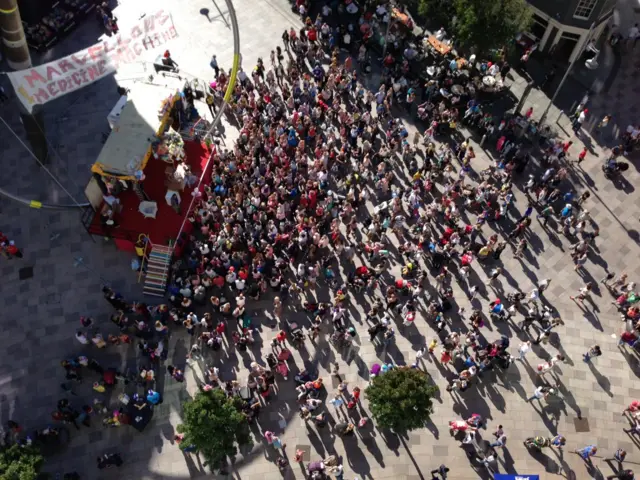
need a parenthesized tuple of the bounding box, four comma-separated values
(539, 22, 595, 126)
(0, 0, 32, 69)
(211, 0, 230, 29)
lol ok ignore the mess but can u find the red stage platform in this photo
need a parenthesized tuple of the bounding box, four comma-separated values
(88, 140, 212, 251)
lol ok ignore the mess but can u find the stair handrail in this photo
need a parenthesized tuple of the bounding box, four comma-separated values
(173, 142, 218, 258)
(136, 234, 153, 284)
(159, 240, 174, 286)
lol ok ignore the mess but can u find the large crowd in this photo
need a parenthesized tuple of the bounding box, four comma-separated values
(152, 2, 640, 478)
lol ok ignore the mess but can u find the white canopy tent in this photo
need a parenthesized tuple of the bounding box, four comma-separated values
(92, 82, 178, 179)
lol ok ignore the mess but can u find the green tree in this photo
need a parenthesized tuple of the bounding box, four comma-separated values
(416, 0, 455, 32)
(0, 444, 44, 480)
(406, 0, 532, 57)
(176, 389, 253, 470)
(452, 0, 532, 56)
(365, 368, 438, 432)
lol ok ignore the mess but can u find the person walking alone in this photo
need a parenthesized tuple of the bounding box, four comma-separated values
(430, 464, 450, 479)
(574, 147, 588, 166)
(518, 341, 531, 361)
(570, 282, 593, 304)
(575, 445, 597, 463)
(209, 54, 219, 77)
(583, 344, 602, 363)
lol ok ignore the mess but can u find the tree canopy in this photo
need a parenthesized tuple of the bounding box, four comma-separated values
(365, 368, 438, 432)
(410, 0, 532, 56)
(0, 444, 44, 480)
(176, 389, 253, 470)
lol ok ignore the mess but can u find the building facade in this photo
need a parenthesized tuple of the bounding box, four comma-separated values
(524, 0, 616, 62)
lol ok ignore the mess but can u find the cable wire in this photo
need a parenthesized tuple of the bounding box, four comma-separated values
(0, 114, 89, 209)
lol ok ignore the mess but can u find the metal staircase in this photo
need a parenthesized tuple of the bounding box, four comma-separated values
(142, 243, 173, 297)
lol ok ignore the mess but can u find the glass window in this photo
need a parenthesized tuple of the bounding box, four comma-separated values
(529, 14, 548, 40)
(574, 0, 597, 19)
(560, 31, 581, 40)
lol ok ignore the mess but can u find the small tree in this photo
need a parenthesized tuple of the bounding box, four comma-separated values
(452, 0, 532, 57)
(412, 0, 532, 57)
(416, 0, 455, 32)
(0, 444, 44, 480)
(176, 389, 253, 470)
(365, 368, 438, 432)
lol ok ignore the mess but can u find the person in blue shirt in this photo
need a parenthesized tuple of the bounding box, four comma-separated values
(287, 129, 298, 147)
(147, 389, 162, 405)
(575, 444, 597, 462)
(312, 63, 324, 82)
(517, 203, 534, 223)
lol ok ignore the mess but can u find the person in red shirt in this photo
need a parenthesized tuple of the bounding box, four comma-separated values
(352, 386, 361, 402)
(619, 329, 640, 351)
(3, 241, 22, 258)
(212, 275, 225, 289)
(576, 147, 587, 165)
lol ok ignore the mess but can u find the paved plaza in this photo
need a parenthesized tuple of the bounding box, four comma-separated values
(1, 0, 640, 479)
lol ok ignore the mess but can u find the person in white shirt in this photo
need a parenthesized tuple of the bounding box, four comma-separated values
(518, 341, 531, 360)
(577, 109, 587, 124)
(305, 398, 323, 411)
(76, 331, 90, 345)
(343, 31, 351, 48)
(237, 68, 248, 86)
(236, 293, 246, 308)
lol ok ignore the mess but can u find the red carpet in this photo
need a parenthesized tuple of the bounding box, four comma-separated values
(90, 140, 212, 249)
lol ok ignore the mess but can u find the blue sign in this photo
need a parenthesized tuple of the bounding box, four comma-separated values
(494, 475, 540, 480)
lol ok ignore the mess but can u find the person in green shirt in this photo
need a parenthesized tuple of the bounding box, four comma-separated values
(537, 205, 554, 226)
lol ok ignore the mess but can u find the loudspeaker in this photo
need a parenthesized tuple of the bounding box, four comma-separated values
(19, 107, 48, 163)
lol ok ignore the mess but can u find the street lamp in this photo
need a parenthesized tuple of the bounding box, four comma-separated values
(538, 21, 596, 126)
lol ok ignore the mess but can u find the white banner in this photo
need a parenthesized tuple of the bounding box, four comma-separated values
(7, 10, 178, 112)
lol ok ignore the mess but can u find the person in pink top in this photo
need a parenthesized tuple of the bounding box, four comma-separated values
(623, 400, 640, 416)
